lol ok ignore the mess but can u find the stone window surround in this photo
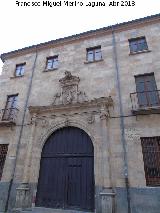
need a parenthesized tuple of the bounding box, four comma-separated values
(86, 45, 102, 63)
(14, 62, 26, 77)
(45, 55, 59, 71)
(128, 36, 149, 54)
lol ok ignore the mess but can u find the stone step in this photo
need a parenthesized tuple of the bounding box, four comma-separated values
(21, 207, 93, 213)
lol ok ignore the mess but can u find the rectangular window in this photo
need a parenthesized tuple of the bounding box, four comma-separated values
(46, 56, 58, 70)
(86, 46, 102, 62)
(15, 63, 25, 76)
(135, 73, 160, 108)
(0, 144, 8, 180)
(129, 37, 148, 53)
(2, 94, 18, 121)
(141, 137, 160, 186)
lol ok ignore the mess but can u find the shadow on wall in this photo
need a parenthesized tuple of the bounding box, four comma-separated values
(0, 60, 3, 75)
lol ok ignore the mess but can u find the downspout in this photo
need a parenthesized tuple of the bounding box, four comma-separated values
(5, 48, 38, 212)
(111, 27, 131, 213)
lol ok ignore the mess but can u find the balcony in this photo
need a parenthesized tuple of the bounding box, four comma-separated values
(130, 90, 160, 115)
(0, 108, 19, 127)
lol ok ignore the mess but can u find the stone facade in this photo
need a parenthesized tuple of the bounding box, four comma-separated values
(0, 14, 160, 213)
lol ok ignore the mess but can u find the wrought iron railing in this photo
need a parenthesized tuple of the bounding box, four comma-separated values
(0, 107, 19, 122)
(141, 137, 160, 186)
(130, 90, 160, 111)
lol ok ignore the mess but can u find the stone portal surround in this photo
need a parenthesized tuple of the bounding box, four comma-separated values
(14, 95, 114, 213)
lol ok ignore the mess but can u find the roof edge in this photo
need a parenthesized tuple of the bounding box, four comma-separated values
(1, 13, 160, 62)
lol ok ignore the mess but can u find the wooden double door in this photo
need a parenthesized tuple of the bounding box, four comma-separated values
(36, 127, 94, 211)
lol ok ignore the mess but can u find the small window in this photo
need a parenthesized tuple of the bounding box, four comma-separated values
(2, 94, 18, 121)
(129, 37, 148, 53)
(46, 56, 58, 70)
(141, 137, 160, 186)
(86, 46, 102, 62)
(0, 144, 8, 180)
(15, 63, 25, 76)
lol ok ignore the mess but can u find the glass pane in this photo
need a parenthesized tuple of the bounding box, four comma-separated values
(95, 49, 102, 60)
(87, 51, 93, 62)
(130, 42, 137, 52)
(20, 66, 25, 75)
(53, 60, 58, 69)
(16, 65, 24, 76)
(47, 60, 53, 69)
(138, 42, 147, 51)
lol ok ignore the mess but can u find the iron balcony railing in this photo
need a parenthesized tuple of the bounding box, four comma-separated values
(0, 107, 19, 123)
(130, 90, 160, 112)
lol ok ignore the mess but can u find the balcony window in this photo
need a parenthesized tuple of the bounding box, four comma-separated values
(141, 137, 160, 186)
(0, 144, 8, 180)
(135, 74, 159, 108)
(86, 46, 102, 62)
(46, 56, 58, 70)
(129, 37, 148, 53)
(2, 95, 18, 121)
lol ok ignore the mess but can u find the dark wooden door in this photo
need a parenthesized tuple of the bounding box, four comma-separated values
(36, 127, 94, 211)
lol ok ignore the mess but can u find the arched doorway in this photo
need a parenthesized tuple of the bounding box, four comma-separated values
(36, 126, 94, 211)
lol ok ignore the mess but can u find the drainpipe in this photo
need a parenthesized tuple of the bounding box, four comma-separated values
(5, 48, 38, 212)
(111, 27, 131, 213)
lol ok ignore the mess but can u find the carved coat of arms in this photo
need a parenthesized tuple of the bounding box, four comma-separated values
(53, 71, 88, 105)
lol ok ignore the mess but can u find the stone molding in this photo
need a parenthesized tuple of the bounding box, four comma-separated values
(36, 118, 96, 150)
(29, 96, 113, 113)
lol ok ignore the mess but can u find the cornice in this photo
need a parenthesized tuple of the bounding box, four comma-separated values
(1, 13, 160, 62)
(28, 96, 113, 114)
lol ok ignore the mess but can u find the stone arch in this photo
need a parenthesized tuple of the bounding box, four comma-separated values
(39, 118, 96, 151)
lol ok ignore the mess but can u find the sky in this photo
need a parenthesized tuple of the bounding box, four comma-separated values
(0, 0, 160, 73)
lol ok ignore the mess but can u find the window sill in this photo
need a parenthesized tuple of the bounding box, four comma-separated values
(10, 75, 24, 79)
(84, 59, 104, 64)
(129, 49, 151, 56)
(43, 68, 58, 72)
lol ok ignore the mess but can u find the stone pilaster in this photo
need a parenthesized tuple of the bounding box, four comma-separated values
(99, 104, 116, 213)
(14, 114, 37, 210)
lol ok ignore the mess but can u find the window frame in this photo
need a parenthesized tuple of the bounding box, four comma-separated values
(2, 94, 18, 121)
(86, 46, 102, 62)
(129, 36, 148, 54)
(135, 73, 160, 108)
(45, 55, 59, 71)
(15, 63, 26, 77)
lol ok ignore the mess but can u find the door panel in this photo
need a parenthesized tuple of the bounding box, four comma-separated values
(36, 127, 94, 211)
(36, 158, 66, 208)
